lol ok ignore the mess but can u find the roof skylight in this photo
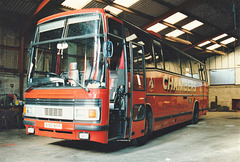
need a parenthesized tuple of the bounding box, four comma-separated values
(220, 37, 236, 45)
(114, 0, 139, 8)
(198, 41, 211, 47)
(104, 5, 123, 15)
(166, 29, 185, 37)
(61, 0, 92, 9)
(182, 20, 203, 31)
(126, 34, 137, 41)
(206, 44, 221, 50)
(146, 23, 168, 33)
(138, 41, 145, 45)
(163, 12, 188, 24)
(212, 33, 228, 41)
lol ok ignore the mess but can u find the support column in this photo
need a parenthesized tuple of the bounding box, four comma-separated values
(18, 36, 24, 100)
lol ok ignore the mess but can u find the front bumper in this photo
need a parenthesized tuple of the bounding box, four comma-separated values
(23, 119, 109, 144)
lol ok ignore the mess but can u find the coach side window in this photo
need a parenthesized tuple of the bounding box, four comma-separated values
(162, 44, 181, 74)
(180, 55, 192, 77)
(125, 26, 154, 68)
(199, 64, 207, 81)
(191, 60, 200, 79)
(143, 37, 155, 68)
(153, 40, 163, 69)
(108, 18, 123, 37)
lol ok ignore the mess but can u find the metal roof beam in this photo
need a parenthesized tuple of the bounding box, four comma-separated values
(153, 0, 235, 36)
(183, 29, 235, 52)
(31, 0, 51, 18)
(141, 0, 201, 29)
(22, 0, 57, 35)
(95, 0, 155, 20)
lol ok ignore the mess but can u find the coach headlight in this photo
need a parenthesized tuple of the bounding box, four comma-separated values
(23, 105, 35, 116)
(75, 107, 100, 121)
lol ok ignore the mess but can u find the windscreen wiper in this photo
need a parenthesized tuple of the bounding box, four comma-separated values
(66, 78, 90, 92)
(26, 78, 89, 93)
(25, 78, 65, 92)
(25, 81, 53, 92)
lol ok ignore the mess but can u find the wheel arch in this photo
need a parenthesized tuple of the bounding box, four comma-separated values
(193, 101, 199, 112)
(146, 103, 153, 132)
(146, 103, 153, 114)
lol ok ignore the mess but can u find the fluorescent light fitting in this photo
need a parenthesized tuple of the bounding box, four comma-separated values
(132, 45, 137, 48)
(104, 5, 122, 15)
(206, 44, 221, 50)
(61, 0, 92, 9)
(198, 41, 211, 47)
(137, 74, 141, 86)
(182, 20, 203, 31)
(220, 37, 236, 45)
(114, 0, 139, 8)
(126, 34, 137, 41)
(212, 33, 228, 41)
(166, 29, 185, 37)
(145, 55, 152, 60)
(163, 12, 188, 24)
(138, 41, 145, 45)
(147, 23, 168, 33)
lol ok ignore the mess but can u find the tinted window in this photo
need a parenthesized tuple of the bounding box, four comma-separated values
(108, 19, 123, 37)
(180, 55, 192, 77)
(162, 44, 181, 74)
(153, 40, 163, 69)
(125, 26, 154, 68)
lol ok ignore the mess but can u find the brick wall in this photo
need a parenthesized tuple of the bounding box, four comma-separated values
(207, 47, 240, 110)
(209, 85, 240, 110)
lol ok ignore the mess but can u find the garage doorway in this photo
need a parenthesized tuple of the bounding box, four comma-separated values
(232, 99, 240, 111)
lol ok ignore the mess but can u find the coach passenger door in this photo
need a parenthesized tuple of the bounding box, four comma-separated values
(129, 41, 146, 140)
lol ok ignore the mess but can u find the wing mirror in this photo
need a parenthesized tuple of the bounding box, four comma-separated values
(103, 41, 113, 58)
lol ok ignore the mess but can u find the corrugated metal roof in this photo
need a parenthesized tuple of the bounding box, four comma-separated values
(119, 11, 149, 27)
(84, 1, 106, 9)
(162, 0, 187, 6)
(186, 1, 235, 30)
(0, 0, 238, 59)
(131, 0, 169, 17)
(0, 0, 37, 15)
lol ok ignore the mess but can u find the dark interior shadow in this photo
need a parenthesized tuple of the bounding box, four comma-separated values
(50, 119, 205, 152)
(50, 139, 131, 153)
(150, 119, 204, 140)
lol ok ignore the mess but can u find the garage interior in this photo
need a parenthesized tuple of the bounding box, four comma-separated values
(0, 0, 239, 161)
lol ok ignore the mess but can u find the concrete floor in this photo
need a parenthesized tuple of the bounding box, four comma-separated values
(0, 112, 239, 162)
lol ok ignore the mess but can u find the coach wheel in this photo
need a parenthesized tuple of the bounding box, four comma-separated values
(192, 103, 199, 124)
(145, 110, 153, 136)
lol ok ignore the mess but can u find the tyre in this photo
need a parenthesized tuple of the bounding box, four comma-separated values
(192, 103, 199, 124)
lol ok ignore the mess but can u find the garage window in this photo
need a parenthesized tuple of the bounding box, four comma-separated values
(210, 69, 235, 85)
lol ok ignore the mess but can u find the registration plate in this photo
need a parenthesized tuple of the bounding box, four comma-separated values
(44, 122, 62, 129)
